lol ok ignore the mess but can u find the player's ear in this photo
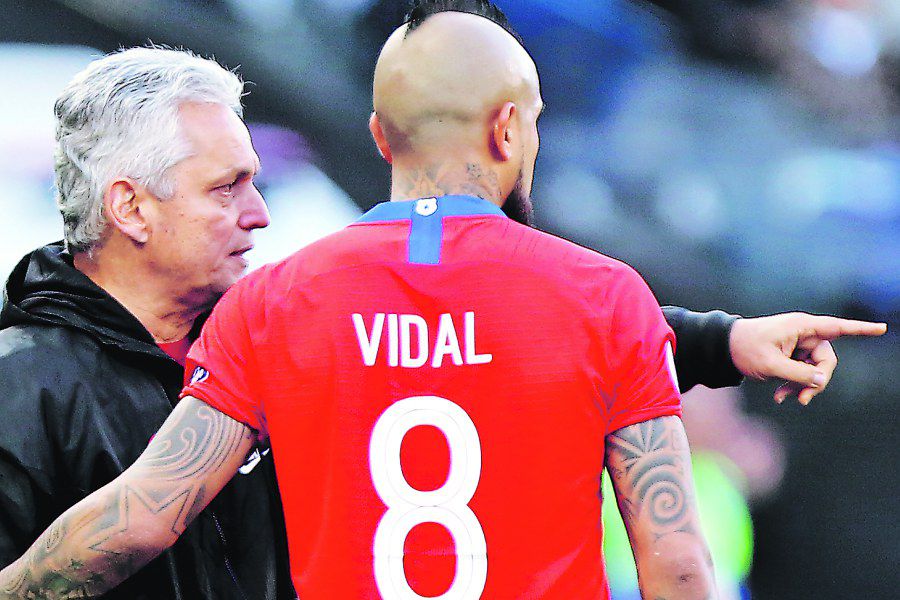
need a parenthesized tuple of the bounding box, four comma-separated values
(105, 178, 150, 244)
(490, 102, 516, 162)
(369, 112, 393, 165)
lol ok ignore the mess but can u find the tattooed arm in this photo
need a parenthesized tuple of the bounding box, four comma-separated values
(605, 416, 717, 600)
(0, 397, 253, 599)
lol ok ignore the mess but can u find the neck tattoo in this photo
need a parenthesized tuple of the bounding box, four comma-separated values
(395, 162, 501, 200)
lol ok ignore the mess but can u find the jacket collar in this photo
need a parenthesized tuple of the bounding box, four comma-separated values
(1, 243, 194, 361)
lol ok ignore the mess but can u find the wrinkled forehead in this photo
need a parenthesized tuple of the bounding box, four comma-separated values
(172, 102, 258, 176)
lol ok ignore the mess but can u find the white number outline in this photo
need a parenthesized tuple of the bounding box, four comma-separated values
(370, 396, 487, 600)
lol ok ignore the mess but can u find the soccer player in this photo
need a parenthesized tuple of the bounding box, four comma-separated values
(0, 3, 886, 599)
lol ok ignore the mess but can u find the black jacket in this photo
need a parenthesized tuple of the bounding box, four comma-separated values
(0, 244, 295, 599)
(661, 305, 742, 393)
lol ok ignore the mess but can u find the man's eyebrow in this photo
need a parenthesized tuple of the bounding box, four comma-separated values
(213, 161, 261, 184)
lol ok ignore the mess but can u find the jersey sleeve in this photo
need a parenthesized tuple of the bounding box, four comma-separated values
(182, 275, 268, 440)
(602, 265, 682, 434)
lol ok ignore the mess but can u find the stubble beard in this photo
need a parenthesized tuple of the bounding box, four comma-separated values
(501, 170, 535, 227)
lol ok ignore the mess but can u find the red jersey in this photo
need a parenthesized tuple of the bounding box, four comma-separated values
(183, 195, 681, 599)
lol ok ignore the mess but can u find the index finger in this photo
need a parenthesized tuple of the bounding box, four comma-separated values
(799, 316, 887, 340)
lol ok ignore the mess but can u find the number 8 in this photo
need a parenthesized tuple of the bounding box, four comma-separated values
(370, 396, 487, 599)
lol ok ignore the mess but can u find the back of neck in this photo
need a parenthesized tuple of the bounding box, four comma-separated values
(390, 160, 504, 207)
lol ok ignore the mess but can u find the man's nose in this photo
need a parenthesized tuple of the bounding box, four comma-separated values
(238, 184, 270, 230)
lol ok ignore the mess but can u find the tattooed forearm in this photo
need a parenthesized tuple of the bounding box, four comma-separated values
(0, 398, 253, 599)
(605, 416, 717, 599)
(0, 490, 121, 598)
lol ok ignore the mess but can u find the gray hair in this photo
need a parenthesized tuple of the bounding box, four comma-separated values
(53, 46, 245, 253)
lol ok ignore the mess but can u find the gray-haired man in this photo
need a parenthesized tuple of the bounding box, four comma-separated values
(0, 47, 293, 599)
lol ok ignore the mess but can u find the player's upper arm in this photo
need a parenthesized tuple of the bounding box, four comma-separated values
(602, 264, 682, 432)
(604, 415, 716, 599)
(182, 273, 268, 439)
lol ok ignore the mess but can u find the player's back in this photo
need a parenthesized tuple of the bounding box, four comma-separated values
(215, 196, 680, 599)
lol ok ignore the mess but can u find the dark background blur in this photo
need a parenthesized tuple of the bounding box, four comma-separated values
(1, 1, 897, 598)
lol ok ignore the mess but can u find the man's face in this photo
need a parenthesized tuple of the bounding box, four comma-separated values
(145, 102, 269, 306)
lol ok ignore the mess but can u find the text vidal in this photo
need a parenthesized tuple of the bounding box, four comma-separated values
(352, 312, 493, 368)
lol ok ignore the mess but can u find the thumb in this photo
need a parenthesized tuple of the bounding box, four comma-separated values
(765, 353, 827, 388)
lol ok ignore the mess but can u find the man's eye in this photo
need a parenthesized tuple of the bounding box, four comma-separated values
(219, 182, 235, 194)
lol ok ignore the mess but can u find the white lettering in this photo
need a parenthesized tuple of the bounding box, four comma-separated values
(353, 313, 384, 367)
(354, 311, 492, 369)
(387, 313, 399, 367)
(400, 314, 428, 368)
(464, 312, 493, 365)
(432, 313, 463, 368)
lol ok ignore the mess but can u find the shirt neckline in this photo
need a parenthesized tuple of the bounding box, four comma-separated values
(356, 195, 506, 223)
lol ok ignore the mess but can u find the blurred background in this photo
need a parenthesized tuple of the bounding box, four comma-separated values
(1, 0, 897, 598)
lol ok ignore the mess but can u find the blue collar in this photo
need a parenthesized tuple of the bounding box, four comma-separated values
(355, 195, 505, 265)
(357, 195, 506, 223)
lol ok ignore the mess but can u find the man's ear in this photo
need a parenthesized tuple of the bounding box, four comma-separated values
(490, 101, 516, 162)
(369, 112, 393, 165)
(105, 178, 149, 244)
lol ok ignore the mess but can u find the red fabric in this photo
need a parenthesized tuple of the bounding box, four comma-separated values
(158, 337, 192, 366)
(183, 213, 681, 599)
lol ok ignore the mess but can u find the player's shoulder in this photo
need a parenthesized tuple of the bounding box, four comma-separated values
(221, 225, 378, 308)
(500, 220, 644, 288)
(265, 223, 387, 277)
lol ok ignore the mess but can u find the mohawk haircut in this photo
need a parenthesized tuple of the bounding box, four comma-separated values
(404, 0, 524, 45)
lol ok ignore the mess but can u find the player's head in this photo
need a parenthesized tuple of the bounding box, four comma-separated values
(55, 47, 269, 305)
(370, 0, 542, 226)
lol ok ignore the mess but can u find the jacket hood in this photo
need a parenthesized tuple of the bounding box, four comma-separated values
(1, 243, 169, 358)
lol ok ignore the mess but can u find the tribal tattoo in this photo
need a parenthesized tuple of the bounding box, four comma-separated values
(605, 416, 696, 540)
(0, 398, 253, 599)
(605, 416, 717, 598)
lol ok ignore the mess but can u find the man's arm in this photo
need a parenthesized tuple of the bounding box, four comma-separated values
(605, 416, 717, 600)
(0, 397, 253, 599)
(664, 307, 887, 403)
